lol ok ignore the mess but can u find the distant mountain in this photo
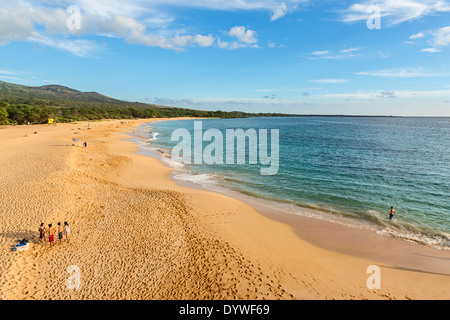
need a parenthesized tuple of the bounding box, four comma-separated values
(0, 80, 162, 108)
(36, 84, 122, 103)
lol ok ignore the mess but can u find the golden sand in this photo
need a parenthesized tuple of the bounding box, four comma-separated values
(0, 119, 448, 300)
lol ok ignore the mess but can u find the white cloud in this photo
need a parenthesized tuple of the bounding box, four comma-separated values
(415, 26, 450, 53)
(30, 37, 101, 57)
(271, 2, 288, 21)
(321, 89, 450, 100)
(0, 5, 42, 45)
(421, 47, 441, 52)
(227, 26, 257, 44)
(1, 0, 303, 55)
(312, 50, 330, 56)
(89, 13, 215, 50)
(0, 2, 102, 56)
(339, 47, 362, 53)
(410, 32, 425, 39)
(310, 79, 348, 84)
(218, 39, 256, 50)
(0, 75, 21, 82)
(308, 48, 361, 60)
(127, 0, 305, 13)
(0, 70, 15, 75)
(341, 0, 450, 26)
(355, 67, 442, 77)
(218, 26, 259, 49)
(431, 26, 450, 46)
(194, 34, 215, 47)
(377, 90, 396, 98)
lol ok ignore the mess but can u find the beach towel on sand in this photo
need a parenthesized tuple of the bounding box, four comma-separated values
(13, 239, 30, 251)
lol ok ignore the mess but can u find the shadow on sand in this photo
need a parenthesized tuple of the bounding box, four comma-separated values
(410, 253, 450, 261)
(0, 230, 40, 244)
(380, 265, 450, 277)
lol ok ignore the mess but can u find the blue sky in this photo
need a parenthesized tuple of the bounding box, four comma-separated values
(1, 0, 450, 116)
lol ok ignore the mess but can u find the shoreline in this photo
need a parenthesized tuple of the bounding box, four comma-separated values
(135, 119, 450, 251)
(132, 121, 450, 277)
(0, 119, 448, 300)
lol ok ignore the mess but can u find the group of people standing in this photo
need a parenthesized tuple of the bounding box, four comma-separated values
(39, 222, 71, 247)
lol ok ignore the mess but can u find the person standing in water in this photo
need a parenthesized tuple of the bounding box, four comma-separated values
(64, 221, 71, 243)
(38, 223, 47, 244)
(48, 224, 55, 247)
(389, 206, 396, 220)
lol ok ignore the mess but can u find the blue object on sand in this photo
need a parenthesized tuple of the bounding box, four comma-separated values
(13, 239, 30, 251)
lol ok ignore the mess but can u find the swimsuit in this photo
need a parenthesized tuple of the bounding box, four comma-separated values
(390, 210, 395, 219)
(49, 234, 54, 242)
(59, 232, 63, 240)
(65, 226, 70, 235)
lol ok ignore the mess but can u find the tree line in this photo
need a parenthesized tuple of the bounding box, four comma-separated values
(0, 92, 294, 125)
(0, 101, 154, 125)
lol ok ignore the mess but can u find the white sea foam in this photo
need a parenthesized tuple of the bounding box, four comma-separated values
(376, 227, 450, 250)
(173, 172, 219, 187)
(160, 156, 185, 169)
(146, 132, 159, 141)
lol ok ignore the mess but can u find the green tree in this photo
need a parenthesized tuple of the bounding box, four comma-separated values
(7, 105, 27, 124)
(0, 106, 9, 125)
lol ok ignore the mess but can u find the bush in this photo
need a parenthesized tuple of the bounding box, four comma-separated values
(0, 106, 8, 125)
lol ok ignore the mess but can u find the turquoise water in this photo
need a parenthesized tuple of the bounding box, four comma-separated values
(138, 117, 450, 249)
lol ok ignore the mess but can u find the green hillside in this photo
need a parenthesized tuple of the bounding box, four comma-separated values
(0, 80, 162, 108)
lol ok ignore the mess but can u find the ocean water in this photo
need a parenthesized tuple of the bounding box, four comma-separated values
(136, 117, 450, 250)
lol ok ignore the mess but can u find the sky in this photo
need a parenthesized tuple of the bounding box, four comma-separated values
(1, 0, 450, 116)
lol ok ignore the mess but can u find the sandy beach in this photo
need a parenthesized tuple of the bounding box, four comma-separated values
(0, 119, 448, 300)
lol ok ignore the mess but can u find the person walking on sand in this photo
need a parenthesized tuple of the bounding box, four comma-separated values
(48, 224, 55, 247)
(389, 206, 396, 220)
(64, 221, 71, 243)
(39, 223, 47, 244)
(57, 222, 64, 244)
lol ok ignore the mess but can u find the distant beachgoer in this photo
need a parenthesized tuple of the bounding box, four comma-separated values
(389, 206, 396, 220)
(39, 223, 47, 244)
(57, 222, 63, 244)
(64, 221, 71, 243)
(34, 131, 38, 134)
(83, 142, 87, 148)
(48, 224, 55, 247)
